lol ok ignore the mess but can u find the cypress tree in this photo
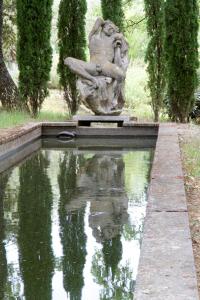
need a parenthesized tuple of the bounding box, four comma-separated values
(165, 0, 199, 122)
(144, 0, 166, 122)
(101, 0, 124, 31)
(0, 0, 19, 110)
(16, 0, 53, 116)
(57, 0, 87, 116)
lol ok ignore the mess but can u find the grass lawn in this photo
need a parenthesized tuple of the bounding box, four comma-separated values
(179, 125, 200, 293)
(0, 110, 68, 129)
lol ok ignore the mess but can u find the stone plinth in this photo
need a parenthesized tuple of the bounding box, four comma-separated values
(73, 115, 130, 127)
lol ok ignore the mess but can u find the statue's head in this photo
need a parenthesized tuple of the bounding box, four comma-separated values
(102, 20, 119, 36)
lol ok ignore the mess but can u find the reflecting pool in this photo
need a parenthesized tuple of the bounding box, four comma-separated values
(0, 143, 154, 299)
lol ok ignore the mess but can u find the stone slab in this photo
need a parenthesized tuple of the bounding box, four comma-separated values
(73, 115, 130, 127)
(123, 121, 159, 128)
(42, 121, 77, 127)
(148, 177, 187, 212)
(135, 212, 199, 300)
(0, 139, 41, 174)
(76, 127, 158, 137)
(135, 123, 199, 299)
(42, 125, 159, 137)
(0, 126, 41, 159)
(0, 123, 41, 145)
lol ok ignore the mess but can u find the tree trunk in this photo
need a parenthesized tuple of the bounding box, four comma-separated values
(0, 0, 20, 110)
(154, 108, 159, 122)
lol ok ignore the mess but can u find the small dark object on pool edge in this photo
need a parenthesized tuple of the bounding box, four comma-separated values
(57, 131, 76, 139)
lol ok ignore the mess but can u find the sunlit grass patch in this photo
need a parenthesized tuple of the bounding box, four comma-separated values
(0, 111, 31, 128)
(37, 111, 68, 122)
(0, 110, 69, 129)
(182, 139, 200, 178)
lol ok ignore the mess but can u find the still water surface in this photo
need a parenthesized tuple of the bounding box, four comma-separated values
(0, 146, 154, 299)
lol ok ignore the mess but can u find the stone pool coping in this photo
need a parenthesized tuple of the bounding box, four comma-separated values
(0, 121, 198, 299)
(135, 123, 199, 300)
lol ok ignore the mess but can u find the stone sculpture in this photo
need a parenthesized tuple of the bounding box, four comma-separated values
(64, 17, 129, 115)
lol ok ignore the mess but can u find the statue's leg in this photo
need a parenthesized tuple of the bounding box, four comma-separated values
(100, 62, 125, 110)
(101, 62, 125, 83)
(64, 57, 99, 87)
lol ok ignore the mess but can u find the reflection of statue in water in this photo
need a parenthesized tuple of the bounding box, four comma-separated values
(64, 153, 128, 241)
(65, 18, 129, 115)
(62, 152, 133, 297)
(82, 155, 128, 242)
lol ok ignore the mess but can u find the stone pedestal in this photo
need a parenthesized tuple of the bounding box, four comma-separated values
(73, 115, 130, 127)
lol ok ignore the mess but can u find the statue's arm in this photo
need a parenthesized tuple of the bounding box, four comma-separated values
(89, 17, 104, 41)
(113, 33, 123, 42)
(114, 35, 129, 71)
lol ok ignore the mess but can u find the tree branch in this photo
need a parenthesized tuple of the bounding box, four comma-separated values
(125, 17, 146, 30)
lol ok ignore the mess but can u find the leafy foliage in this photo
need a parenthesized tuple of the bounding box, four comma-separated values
(16, 0, 53, 116)
(144, 0, 166, 121)
(3, 0, 16, 62)
(101, 0, 124, 31)
(165, 0, 199, 122)
(57, 0, 87, 116)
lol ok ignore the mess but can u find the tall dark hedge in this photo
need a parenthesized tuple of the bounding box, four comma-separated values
(101, 0, 124, 31)
(144, 0, 166, 122)
(165, 0, 199, 122)
(57, 0, 87, 116)
(16, 0, 53, 116)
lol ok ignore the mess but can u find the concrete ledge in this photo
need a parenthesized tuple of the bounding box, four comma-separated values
(73, 115, 130, 127)
(0, 123, 41, 145)
(135, 123, 199, 300)
(41, 122, 158, 137)
(0, 123, 41, 165)
(135, 212, 198, 300)
(0, 139, 41, 174)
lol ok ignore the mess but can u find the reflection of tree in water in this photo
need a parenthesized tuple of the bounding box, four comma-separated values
(18, 152, 54, 300)
(0, 173, 9, 299)
(102, 235, 122, 282)
(92, 245, 134, 300)
(123, 222, 144, 249)
(58, 152, 87, 300)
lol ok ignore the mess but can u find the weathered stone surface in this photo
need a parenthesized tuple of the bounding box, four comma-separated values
(135, 123, 199, 300)
(0, 123, 41, 145)
(65, 18, 129, 115)
(135, 212, 199, 300)
(73, 115, 130, 127)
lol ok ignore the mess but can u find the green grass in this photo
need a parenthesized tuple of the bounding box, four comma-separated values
(36, 111, 68, 122)
(0, 111, 31, 128)
(0, 110, 69, 129)
(182, 139, 200, 178)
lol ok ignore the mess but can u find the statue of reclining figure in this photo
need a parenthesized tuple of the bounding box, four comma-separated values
(65, 17, 129, 115)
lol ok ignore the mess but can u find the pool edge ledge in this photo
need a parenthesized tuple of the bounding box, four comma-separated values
(135, 123, 199, 300)
(0, 121, 159, 163)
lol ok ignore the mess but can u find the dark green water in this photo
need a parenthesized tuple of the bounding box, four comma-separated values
(0, 145, 154, 300)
